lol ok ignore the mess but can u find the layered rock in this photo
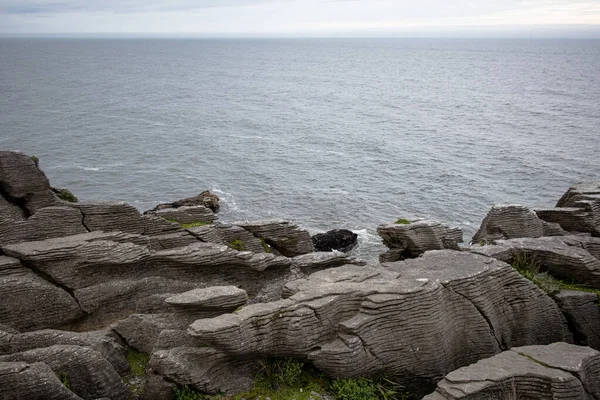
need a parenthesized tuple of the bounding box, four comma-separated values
(0, 328, 129, 375)
(0, 345, 130, 400)
(472, 204, 566, 244)
(536, 182, 600, 236)
(185, 251, 569, 393)
(312, 229, 358, 253)
(471, 236, 600, 288)
(0, 361, 84, 400)
(147, 190, 220, 213)
(377, 219, 463, 262)
(555, 290, 600, 351)
(146, 205, 217, 225)
(0, 256, 84, 332)
(236, 220, 314, 257)
(424, 342, 600, 399)
(0, 150, 60, 214)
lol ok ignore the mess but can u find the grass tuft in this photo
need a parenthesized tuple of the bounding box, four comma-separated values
(56, 189, 78, 203)
(260, 237, 273, 253)
(30, 155, 39, 164)
(124, 349, 150, 395)
(229, 239, 245, 251)
(395, 219, 411, 225)
(180, 221, 212, 228)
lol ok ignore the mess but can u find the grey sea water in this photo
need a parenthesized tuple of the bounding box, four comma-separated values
(1, 38, 599, 261)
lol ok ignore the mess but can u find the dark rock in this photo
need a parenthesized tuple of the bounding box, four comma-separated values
(311, 229, 358, 253)
(424, 343, 600, 399)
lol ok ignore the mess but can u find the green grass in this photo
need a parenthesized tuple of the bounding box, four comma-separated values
(30, 155, 39, 163)
(260, 237, 273, 253)
(173, 358, 412, 400)
(56, 189, 78, 203)
(229, 239, 245, 251)
(161, 217, 212, 228)
(124, 349, 150, 395)
(394, 219, 411, 225)
(511, 252, 600, 299)
(59, 373, 71, 390)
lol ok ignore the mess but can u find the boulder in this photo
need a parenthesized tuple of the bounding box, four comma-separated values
(0, 361, 84, 400)
(311, 229, 358, 253)
(147, 190, 220, 214)
(187, 251, 569, 393)
(472, 204, 566, 244)
(0, 345, 129, 400)
(555, 290, 600, 351)
(424, 343, 600, 399)
(0, 256, 84, 332)
(0, 150, 60, 214)
(471, 236, 600, 288)
(556, 182, 600, 207)
(377, 219, 463, 262)
(237, 220, 314, 257)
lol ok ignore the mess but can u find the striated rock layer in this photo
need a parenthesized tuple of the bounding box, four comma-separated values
(183, 251, 570, 394)
(424, 342, 600, 400)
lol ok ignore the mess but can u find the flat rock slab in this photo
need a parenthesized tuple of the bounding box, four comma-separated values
(424, 342, 600, 399)
(165, 286, 248, 309)
(187, 250, 569, 393)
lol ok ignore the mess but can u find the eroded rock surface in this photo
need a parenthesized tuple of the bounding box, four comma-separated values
(0, 361, 84, 400)
(185, 251, 569, 394)
(237, 220, 315, 257)
(424, 342, 600, 400)
(556, 290, 600, 351)
(377, 219, 463, 262)
(471, 236, 600, 288)
(472, 204, 566, 244)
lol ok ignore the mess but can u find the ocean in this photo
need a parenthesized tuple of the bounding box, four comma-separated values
(1, 38, 599, 261)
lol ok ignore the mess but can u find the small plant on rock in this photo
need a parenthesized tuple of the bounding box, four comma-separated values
(395, 219, 411, 225)
(57, 189, 78, 203)
(31, 155, 39, 164)
(331, 378, 379, 400)
(229, 239, 245, 251)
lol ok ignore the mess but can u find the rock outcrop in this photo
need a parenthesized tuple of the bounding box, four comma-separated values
(472, 204, 566, 244)
(312, 229, 358, 253)
(147, 190, 221, 214)
(555, 290, 600, 351)
(237, 220, 315, 257)
(377, 219, 463, 262)
(424, 342, 600, 399)
(184, 251, 569, 394)
(0, 361, 84, 400)
(471, 236, 600, 289)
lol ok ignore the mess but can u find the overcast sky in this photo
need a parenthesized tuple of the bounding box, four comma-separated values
(1, 0, 600, 37)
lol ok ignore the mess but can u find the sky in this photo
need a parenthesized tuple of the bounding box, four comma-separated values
(1, 0, 600, 37)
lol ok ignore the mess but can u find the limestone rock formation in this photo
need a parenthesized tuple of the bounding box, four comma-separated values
(236, 220, 315, 257)
(0, 345, 130, 400)
(555, 290, 600, 351)
(0, 329, 130, 375)
(424, 342, 600, 399)
(147, 205, 217, 225)
(536, 182, 600, 236)
(471, 236, 600, 288)
(0, 256, 84, 332)
(186, 251, 569, 394)
(472, 204, 566, 244)
(377, 219, 463, 262)
(0, 361, 84, 400)
(311, 229, 358, 253)
(0, 150, 60, 214)
(148, 190, 221, 214)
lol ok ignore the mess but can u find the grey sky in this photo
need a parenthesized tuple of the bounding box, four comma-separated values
(1, 0, 599, 36)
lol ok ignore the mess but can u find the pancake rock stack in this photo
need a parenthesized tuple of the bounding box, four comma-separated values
(1, 149, 600, 400)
